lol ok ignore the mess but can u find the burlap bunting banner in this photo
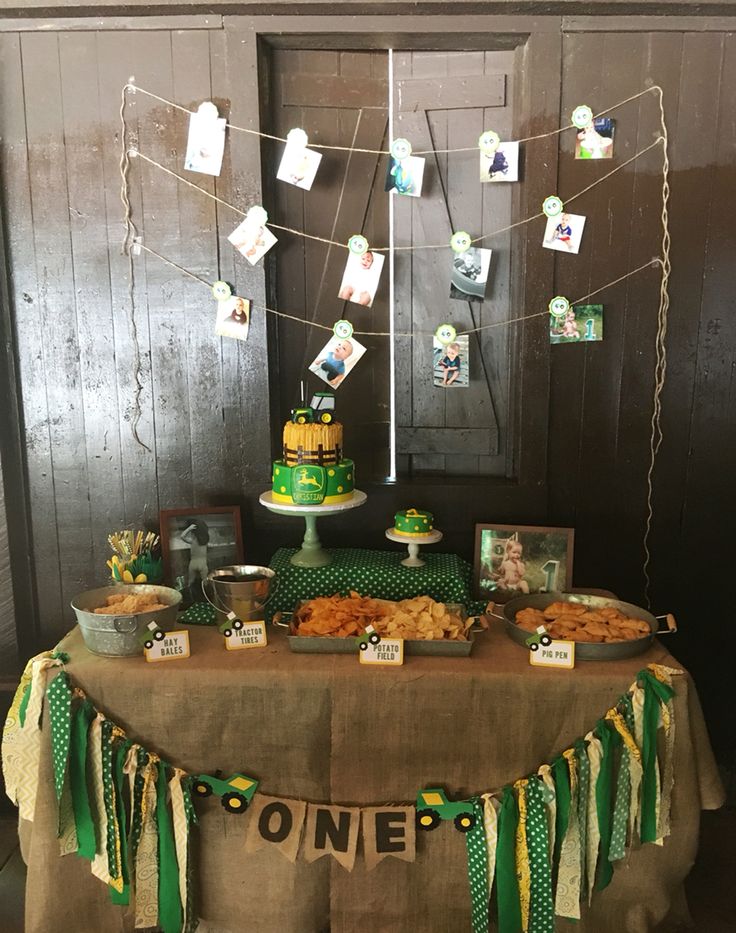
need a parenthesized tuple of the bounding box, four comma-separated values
(303, 804, 360, 871)
(244, 794, 306, 863)
(362, 806, 416, 871)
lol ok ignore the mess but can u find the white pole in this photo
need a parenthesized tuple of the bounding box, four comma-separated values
(388, 48, 397, 482)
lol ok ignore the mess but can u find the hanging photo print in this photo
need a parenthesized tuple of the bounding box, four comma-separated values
(385, 155, 425, 197)
(308, 333, 367, 389)
(433, 332, 469, 388)
(228, 207, 277, 266)
(215, 296, 251, 342)
(550, 304, 603, 344)
(542, 212, 586, 255)
(449, 247, 492, 303)
(184, 102, 227, 177)
(480, 141, 520, 183)
(276, 128, 323, 190)
(338, 250, 384, 308)
(575, 118, 615, 160)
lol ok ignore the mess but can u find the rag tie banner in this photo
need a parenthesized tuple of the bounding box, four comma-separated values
(2, 650, 681, 933)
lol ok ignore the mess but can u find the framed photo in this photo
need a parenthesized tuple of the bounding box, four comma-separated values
(474, 523, 574, 602)
(160, 506, 244, 607)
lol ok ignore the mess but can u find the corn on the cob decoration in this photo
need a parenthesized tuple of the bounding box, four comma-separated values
(106, 530, 162, 584)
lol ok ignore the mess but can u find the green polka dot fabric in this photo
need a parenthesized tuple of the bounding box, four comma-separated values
(526, 777, 554, 933)
(100, 719, 119, 879)
(47, 671, 72, 803)
(465, 797, 489, 933)
(268, 547, 475, 619)
(179, 601, 217, 626)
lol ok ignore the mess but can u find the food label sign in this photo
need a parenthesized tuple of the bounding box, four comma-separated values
(529, 640, 575, 670)
(225, 621, 268, 650)
(145, 631, 191, 662)
(359, 639, 404, 666)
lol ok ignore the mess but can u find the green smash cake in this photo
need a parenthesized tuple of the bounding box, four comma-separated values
(394, 508, 434, 537)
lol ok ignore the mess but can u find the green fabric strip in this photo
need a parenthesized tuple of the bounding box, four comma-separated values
(594, 719, 619, 891)
(496, 785, 522, 933)
(109, 740, 132, 906)
(47, 671, 73, 803)
(465, 797, 490, 933)
(639, 672, 674, 843)
(18, 683, 31, 728)
(527, 777, 554, 933)
(69, 700, 96, 861)
(131, 747, 148, 861)
(574, 739, 590, 895)
(551, 755, 570, 876)
(156, 760, 183, 933)
(100, 720, 119, 879)
(183, 778, 198, 933)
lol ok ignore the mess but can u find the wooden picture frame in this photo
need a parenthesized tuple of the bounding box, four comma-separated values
(474, 523, 574, 602)
(159, 506, 244, 606)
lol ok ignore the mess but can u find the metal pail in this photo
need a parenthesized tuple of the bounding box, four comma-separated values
(203, 565, 275, 621)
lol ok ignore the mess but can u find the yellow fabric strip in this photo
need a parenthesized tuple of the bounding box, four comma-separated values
(584, 732, 603, 904)
(90, 713, 112, 885)
(135, 759, 159, 929)
(169, 769, 189, 927)
(555, 750, 582, 920)
(514, 779, 531, 932)
(481, 793, 500, 896)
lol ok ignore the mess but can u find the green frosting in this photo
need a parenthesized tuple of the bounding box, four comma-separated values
(394, 509, 434, 535)
(272, 460, 354, 505)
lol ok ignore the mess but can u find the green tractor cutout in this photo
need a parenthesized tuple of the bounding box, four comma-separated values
(192, 771, 259, 814)
(291, 391, 336, 425)
(218, 612, 244, 639)
(138, 620, 166, 651)
(525, 625, 553, 652)
(415, 787, 476, 833)
(355, 624, 381, 651)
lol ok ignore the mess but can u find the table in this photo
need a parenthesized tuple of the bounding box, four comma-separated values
(21, 622, 723, 933)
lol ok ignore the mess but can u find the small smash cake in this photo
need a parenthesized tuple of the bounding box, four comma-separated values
(272, 393, 354, 506)
(394, 508, 434, 537)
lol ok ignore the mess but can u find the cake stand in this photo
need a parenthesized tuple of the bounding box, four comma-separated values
(385, 528, 443, 567)
(259, 490, 367, 567)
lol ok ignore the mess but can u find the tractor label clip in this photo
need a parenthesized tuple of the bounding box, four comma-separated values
(143, 629, 190, 663)
(528, 638, 575, 670)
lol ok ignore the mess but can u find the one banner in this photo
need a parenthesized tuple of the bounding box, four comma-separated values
(244, 794, 307, 864)
(303, 804, 360, 871)
(362, 806, 415, 871)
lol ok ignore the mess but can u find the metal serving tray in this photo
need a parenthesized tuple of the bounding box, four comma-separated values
(494, 592, 676, 661)
(274, 601, 478, 657)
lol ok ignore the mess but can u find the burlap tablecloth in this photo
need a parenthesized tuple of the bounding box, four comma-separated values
(20, 623, 723, 933)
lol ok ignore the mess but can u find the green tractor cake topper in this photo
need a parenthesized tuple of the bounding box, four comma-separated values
(291, 389, 335, 425)
(192, 771, 259, 814)
(415, 787, 476, 833)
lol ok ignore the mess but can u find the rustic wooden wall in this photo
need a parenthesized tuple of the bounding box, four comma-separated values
(0, 13, 733, 754)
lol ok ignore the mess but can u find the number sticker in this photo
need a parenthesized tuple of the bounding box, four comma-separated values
(548, 296, 570, 318)
(450, 231, 472, 254)
(348, 234, 369, 255)
(390, 138, 412, 161)
(434, 323, 457, 345)
(571, 105, 593, 130)
(543, 196, 563, 218)
(333, 319, 354, 339)
(478, 130, 500, 155)
(211, 280, 232, 301)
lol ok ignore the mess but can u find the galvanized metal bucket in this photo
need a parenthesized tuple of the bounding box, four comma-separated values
(71, 584, 182, 657)
(202, 565, 275, 622)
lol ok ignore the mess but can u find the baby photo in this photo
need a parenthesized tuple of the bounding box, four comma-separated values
(215, 296, 251, 342)
(385, 155, 426, 198)
(433, 333, 469, 388)
(480, 141, 520, 183)
(542, 212, 586, 255)
(550, 304, 603, 344)
(308, 334, 367, 389)
(338, 250, 385, 308)
(575, 118, 615, 160)
(184, 102, 226, 177)
(228, 217, 278, 266)
(276, 143, 322, 191)
(449, 247, 492, 303)
(474, 524, 574, 602)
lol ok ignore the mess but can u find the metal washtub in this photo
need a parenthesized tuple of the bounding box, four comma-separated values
(71, 584, 182, 657)
(494, 592, 676, 661)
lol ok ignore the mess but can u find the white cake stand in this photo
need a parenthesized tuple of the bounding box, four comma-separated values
(385, 527, 443, 567)
(260, 490, 367, 567)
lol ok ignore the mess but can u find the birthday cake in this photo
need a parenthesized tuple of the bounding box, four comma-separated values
(394, 509, 434, 536)
(271, 394, 354, 506)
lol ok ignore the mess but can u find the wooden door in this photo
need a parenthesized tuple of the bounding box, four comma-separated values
(266, 49, 390, 480)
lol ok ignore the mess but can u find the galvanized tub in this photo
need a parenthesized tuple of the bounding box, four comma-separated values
(275, 601, 479, 657)
(202, 565, 275, 622)
(71, 584, 182, 657)
(495, 592, 676, 661)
